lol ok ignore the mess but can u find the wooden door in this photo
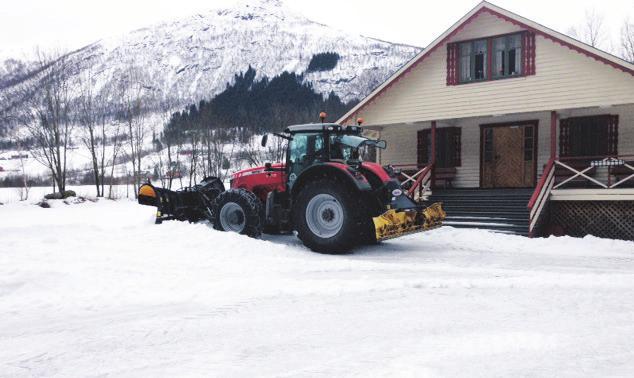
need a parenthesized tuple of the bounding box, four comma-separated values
(481, 124, 536, 188)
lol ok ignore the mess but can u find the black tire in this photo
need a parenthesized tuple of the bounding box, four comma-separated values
(211, 189, 262, 237)
(293, 178, 363, 253)
(356, 192, 383, 245)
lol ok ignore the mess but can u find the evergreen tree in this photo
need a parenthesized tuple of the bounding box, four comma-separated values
(164, 67, 357, 143)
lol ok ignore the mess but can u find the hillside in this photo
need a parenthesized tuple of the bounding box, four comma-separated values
(0, 0, 420, 114)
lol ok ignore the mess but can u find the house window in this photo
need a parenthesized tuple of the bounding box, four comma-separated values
(493, 34, 522, 78)
(559, 115, 619, 158)
(459, 39, 488, 83)
(447, 31, 535, 85)
(417, 127, 462, 168)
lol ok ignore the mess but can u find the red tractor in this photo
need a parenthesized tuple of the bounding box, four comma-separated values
(138, 122, 445, 253)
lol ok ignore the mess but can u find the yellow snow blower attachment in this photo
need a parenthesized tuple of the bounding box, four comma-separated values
(372, 202, 445, 241)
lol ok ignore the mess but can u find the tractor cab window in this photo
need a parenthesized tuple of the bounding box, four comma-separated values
(330, 135, 361, 161)
(288, 133, 325, 180)
(329, 134, 386, 162)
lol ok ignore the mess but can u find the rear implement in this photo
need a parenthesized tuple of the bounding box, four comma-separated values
(138, 177, 224, 224)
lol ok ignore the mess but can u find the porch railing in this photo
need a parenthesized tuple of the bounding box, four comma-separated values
(554, 155, 634, 189)
(528, 154, 634, 236)
(392, 163, 433, 201)
(528, 158, 555, 236)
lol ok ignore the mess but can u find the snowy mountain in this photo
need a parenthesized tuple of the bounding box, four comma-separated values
(0, 0, 420, 109)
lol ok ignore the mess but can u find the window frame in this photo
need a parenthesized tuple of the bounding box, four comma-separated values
(458, 38, 489, 83)
(451, 31, 529, 85)
(491, 33, 523, 79)
(417, 127, 462, 168)
(559, 115, 619, 159)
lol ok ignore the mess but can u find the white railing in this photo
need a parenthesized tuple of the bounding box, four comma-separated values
(528, 155, 634, 236)
(528, 159, 555, 236)
(392, 163, 433, 201)
(554, 156, 634, 189)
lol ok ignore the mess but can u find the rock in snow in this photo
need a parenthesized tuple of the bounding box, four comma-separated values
(1, 199, 634, 376)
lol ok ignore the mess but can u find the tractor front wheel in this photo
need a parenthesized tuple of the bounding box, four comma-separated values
(293, 178, 361, 253)
(211, 189, 262, 237)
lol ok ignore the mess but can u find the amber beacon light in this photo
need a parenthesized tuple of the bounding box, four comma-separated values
(319, 112, 327, 123)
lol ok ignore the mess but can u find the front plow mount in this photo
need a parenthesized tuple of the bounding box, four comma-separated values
(372, 202, 445, 242)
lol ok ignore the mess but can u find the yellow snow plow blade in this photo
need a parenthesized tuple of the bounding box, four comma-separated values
(373, 202, 445, 241)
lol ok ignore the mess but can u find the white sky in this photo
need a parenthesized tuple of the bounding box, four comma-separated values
(0, 0, 632, 59)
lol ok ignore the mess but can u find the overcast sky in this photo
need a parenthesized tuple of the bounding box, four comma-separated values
(1, 0, 632, 59)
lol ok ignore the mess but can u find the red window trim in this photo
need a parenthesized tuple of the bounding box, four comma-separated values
(446, 44, 459, 85)
(447, 31, 535, 85)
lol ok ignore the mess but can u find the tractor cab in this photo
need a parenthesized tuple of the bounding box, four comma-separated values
(262, 123, 387, 191)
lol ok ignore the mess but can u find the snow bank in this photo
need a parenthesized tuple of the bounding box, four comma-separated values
(1, 200, 633, 377)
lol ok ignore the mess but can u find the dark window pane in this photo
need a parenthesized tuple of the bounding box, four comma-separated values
(492, 34, 522, 78)
(458, 39, 487, 82)
(508, 49, 517, 75)
(475, 53, 485, 79)
(560, 116, 618, 158)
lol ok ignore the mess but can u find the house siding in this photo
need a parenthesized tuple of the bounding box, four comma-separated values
(355, 13, 634, 126)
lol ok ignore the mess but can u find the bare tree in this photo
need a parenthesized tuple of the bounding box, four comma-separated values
(157, 98, 182, 189)
(186, 128, 201, 187)
(77, 64, 108, 197)
(16, 141, 30, 201)
(569, 9, 606, 49)
(106, 122, 124, 199)
(621, 19, 634, 63)
(206, 128, 235, 182)
(118, 65, 149, 197)
(21, 50, 73, 194)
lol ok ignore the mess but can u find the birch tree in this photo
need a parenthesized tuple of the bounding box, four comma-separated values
(118, 65, 149, 197)
(22, 50, 73, 194)
(569, 9, 606, 49)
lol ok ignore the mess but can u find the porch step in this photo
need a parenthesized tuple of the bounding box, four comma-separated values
(429, 188, 533, 236)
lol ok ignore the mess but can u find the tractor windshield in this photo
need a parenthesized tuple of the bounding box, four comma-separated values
(329, 135, 386, 161)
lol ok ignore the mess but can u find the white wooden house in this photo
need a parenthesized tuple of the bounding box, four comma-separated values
(338, 1, 634, 239)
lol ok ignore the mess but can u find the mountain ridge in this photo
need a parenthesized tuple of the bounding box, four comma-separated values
(1, 0, 421, 117)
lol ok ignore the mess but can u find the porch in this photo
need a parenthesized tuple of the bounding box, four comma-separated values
(367, 104, 634, 239)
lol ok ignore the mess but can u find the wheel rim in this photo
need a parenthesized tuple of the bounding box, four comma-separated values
(219, 202, 246, 233)
(305, 194, 344, 238)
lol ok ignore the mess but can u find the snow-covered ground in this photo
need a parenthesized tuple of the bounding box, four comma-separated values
(1, 199, 634, 377)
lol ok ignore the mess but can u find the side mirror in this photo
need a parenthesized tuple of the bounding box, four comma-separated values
(376, 140, 387, 149)
(261, 134, 268, 147)
(264, 162, 272, 171)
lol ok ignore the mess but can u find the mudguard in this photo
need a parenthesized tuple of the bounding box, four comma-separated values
(290, 162, 372, 197)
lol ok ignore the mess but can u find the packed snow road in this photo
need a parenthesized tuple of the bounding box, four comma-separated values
(1, 199, 634, 377)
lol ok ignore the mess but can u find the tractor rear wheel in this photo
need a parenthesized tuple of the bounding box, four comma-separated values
(293, 178, 361, 253)
(211, 189, 262, 237)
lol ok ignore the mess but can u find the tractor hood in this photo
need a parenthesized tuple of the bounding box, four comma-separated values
(232, 163, 285, 179)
